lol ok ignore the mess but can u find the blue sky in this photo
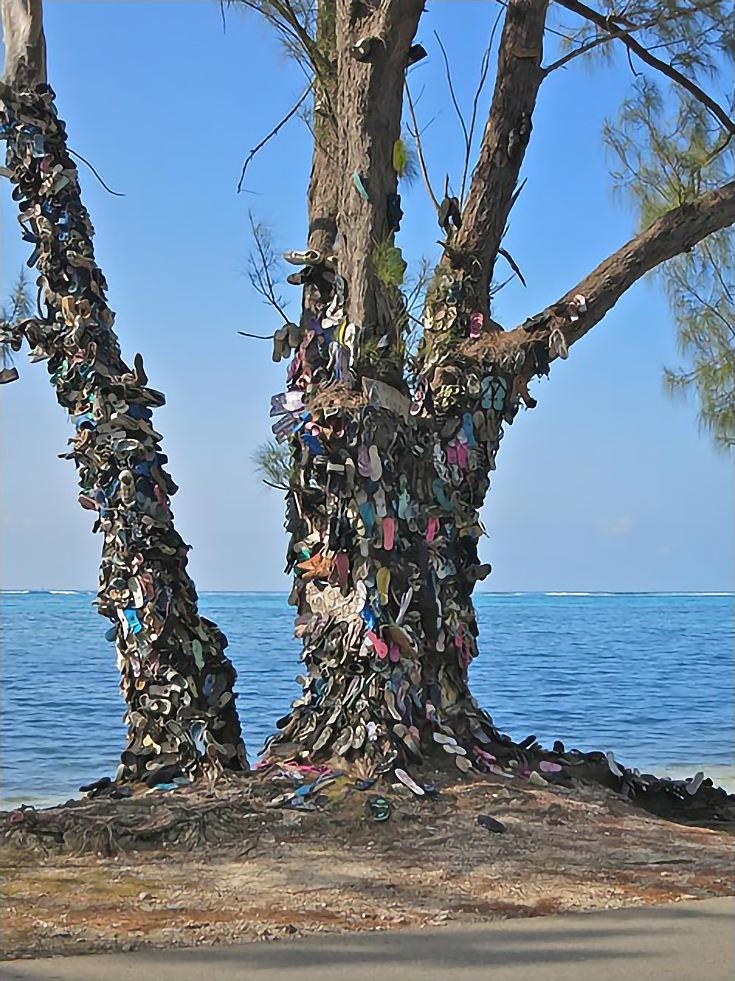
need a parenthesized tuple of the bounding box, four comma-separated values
(1, 1, 732, 592)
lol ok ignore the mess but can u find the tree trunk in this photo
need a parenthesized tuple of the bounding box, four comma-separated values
(0, 1, 247, 784)
(262, 0, 536, 777)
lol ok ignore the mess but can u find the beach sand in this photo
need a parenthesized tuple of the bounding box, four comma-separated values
(2, 769, 733, 961)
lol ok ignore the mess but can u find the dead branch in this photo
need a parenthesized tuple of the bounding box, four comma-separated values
(460, 9, 503, 207)
(237, 86, 312, 192)
(404, 78, 441, 214)
(433, 31, 470, 169)
(246, 213, 290, 322)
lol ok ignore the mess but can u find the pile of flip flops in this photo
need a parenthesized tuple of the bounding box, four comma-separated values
(0, 82, 247, 784)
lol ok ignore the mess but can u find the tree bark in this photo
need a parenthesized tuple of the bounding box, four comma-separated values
(0, 1, 247, 783)
(1, 0, 45, 87)
(333, 0, 424, 385)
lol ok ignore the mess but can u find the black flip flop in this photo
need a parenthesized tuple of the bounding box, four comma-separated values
(477, 814, 506, 833)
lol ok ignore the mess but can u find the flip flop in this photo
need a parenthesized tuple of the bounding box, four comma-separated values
(357, 445, 371, 477)
(368, 444, 382, 480)
(366, 629, 388, 658)
(359, 500, 376, 533)
(382, 516, 395, 550)
(353, 170, 369, 200)
(477, 814, 506, 833)
(376, 566, 391, 606)
(685, 771, 705, 795)
(432, 479, 452, 511)
(394, 768, 425, 796)
(283, 249, 323, 266)
(539, 760, 563, 773)
(368, 796, 392, 821)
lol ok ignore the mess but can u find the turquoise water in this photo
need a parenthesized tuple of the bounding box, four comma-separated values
(1, 591, 732, 808)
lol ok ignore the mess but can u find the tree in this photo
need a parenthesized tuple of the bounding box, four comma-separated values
(604, 77, 734, 450)
(0, 0, 248, 785)
(231, 0, 734, 783)
(0, 266, 33, 379)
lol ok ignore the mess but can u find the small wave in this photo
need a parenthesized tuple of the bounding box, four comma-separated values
(48, 590, 78, 595)
(657, 592, 733, 597)
(1, 590, 30, 594)
(544, 592, 591, 597)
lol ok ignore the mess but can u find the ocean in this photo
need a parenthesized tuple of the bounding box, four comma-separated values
(1, 591, 732, 808)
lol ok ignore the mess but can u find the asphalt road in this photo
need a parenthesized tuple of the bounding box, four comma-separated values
(3, 898, 733, 981)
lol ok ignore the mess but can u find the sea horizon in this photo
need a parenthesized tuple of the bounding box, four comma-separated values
(2, 591, 732, 809)
(2, 588, 733, 595)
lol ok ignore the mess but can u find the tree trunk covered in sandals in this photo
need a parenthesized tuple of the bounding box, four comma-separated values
(0, 0, 248, 785)
(260, 0, 735, 788)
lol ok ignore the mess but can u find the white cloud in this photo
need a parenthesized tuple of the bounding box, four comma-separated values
(598, 516, 632, 536)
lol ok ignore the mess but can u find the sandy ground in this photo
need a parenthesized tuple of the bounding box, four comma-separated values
(2, 771, 733, 961)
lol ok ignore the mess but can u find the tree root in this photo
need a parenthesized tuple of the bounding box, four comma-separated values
(2, 741, 733, 860)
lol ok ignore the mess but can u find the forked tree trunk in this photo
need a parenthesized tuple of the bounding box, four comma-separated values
(0, 0, 247, 784)
(261, 0, 543, 777)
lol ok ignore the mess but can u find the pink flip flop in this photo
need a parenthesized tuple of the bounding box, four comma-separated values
(426, 516, 439, 543)
(539, 760, 563, 773)
(382, 516, 395, 550)
(366, 630, 388, 658)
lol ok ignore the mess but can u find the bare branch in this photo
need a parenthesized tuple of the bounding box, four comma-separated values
(246, 213, 291, 322)
(543, 30, 624, 74)
(460, 9, 503, 206)
(554, 0, 735, 136)
(67, 147, 125, 196)
(404, 78, 441, 214)
(433, 31, 470, 166)
(237, 86, 311, 192)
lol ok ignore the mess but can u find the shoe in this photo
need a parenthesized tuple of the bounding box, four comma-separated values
(406, 44, 427, 67)
(351, 37, 379, 62)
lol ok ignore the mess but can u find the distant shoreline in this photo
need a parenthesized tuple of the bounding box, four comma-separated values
(3, 589, 734, 596)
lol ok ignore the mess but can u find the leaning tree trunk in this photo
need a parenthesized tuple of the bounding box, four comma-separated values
(0, 0, 247, 783)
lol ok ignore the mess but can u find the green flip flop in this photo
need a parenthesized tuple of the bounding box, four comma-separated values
(368, 795, 392, 822)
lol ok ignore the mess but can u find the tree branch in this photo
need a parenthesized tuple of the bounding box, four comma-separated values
(554, 0, 735, 136)
(450, 0, 549, 308)
(460, 9, 503, 207)
(433, 31, 471, 175)
(509, 179, 735, 357)
(542, 29, 623, 74)
(404, 78, 441, 213)
(237, 85, 312, 192)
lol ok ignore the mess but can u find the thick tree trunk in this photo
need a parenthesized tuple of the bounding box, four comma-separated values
(1, 6, 247, 783)
(262, 1, 539, 778)
(264, 392, 515, 774)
